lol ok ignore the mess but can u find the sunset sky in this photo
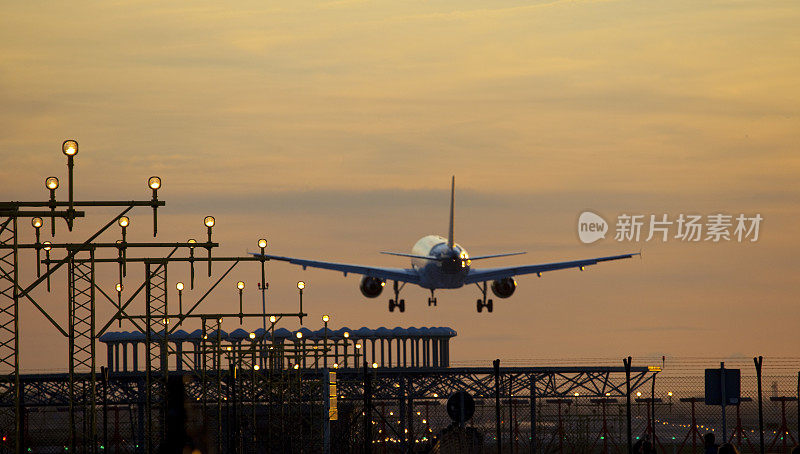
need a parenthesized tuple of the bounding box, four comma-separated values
(1, 0, 798, 372)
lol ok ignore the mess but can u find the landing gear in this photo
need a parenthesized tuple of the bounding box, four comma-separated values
(388, 281, 406, 313)
(389, 299, 405, 312)
(475, 282, 494, 313)
(427, 289, 437, 307)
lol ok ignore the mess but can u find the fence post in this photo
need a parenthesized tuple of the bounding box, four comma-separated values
(530, 375, 536, 454)
(623, 356, 632, 454)
(494, 358, 502, 454)
(399, 376, 407, 452)
(720, 362, 727, 443)
(363, 350, 372, 454)
(754, 356, 764, 454)
(651, 371, 657, 447)
(508, 374, 514, 454)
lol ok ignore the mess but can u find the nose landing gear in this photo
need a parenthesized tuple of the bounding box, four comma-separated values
(428, 289, 437, 307)
(475, 281, 493, 313)
(388, 281, 406, 312)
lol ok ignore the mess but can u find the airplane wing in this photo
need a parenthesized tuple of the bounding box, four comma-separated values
(464, 253, 639, 284)
(249, 253, 421, 284)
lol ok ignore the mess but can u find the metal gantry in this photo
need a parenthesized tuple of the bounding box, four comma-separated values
(0, 140, 667, 454)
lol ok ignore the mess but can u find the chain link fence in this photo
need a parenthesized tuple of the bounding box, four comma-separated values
(8, 365, 800, 453)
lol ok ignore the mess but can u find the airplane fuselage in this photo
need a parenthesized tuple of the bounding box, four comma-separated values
(410, 235, 471, 289)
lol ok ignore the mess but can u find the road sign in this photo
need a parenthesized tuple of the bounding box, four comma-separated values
(705, 368, 740, 405)
(447, 391, 475, 423)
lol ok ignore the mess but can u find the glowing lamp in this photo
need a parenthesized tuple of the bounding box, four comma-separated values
(148, 176, 161, 190)
(297, 281, 305, 290)
(115, 283, 123, 292)
(204, 216, 215, 228)
(43, 241, 52, 251)
(269, 315, 277, 324)
(46, 176, 59, 190)
(237, 281, 245, 290)
(32, 217, 43, 228)
(322, 314, 329, 322)
(176, 282, 184, 291)
(118, 216, 129, 227)
(258, 238, 267, 248)
(62, 140, 78, 156)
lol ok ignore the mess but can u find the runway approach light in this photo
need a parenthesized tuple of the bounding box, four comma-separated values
(46, 176, 59, 190)
(148, 176, 161, 190)
(297, 281, 305, 290)
(204, 216, 215, 228)
(62, 140, 78, 156)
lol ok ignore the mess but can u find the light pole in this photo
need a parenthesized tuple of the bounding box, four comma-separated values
(296, 331, 304, 369)
(237, 281, 245, 324)
(31, 217, 42, 276)
(269, 315, 277, 370)
(118, 216, 129, 277)
(343, 331, 350, 368)
(176, 282, 184, 319)
(322, 314, 330, 368)
(258, 239, 267, 331)
(188, 239, 196, 288)
(45, 176, 58, 236)
(148, 176, 161, 237)
(115, 283, 123, 327)
(62, 139, 78, 230)
(297, 281, 305, 325)
(204, 216, 215, 276)
(42, 241, 52, 291)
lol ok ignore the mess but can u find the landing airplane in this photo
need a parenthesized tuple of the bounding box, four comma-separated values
(251, 177, 638, 313)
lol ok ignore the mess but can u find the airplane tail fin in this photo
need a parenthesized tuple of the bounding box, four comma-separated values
(447, 176, 455, 248)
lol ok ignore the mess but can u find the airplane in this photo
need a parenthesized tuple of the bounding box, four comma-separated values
(251, 177, 639, 313)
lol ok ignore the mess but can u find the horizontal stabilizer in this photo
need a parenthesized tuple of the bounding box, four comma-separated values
(468, 252, 527, 260)
(380, 251, 441, 261)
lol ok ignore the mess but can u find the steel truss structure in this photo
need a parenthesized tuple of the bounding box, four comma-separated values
(0, 143, 663, 454)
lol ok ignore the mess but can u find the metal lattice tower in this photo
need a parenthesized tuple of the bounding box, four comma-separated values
(0, 217, 20, 450)
(68, 249, 97, 452)
(145, 260, 168, 453)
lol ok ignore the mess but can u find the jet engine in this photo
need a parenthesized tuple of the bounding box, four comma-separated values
(359, 276, 385, 298)
(490, 277, 517, 298)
